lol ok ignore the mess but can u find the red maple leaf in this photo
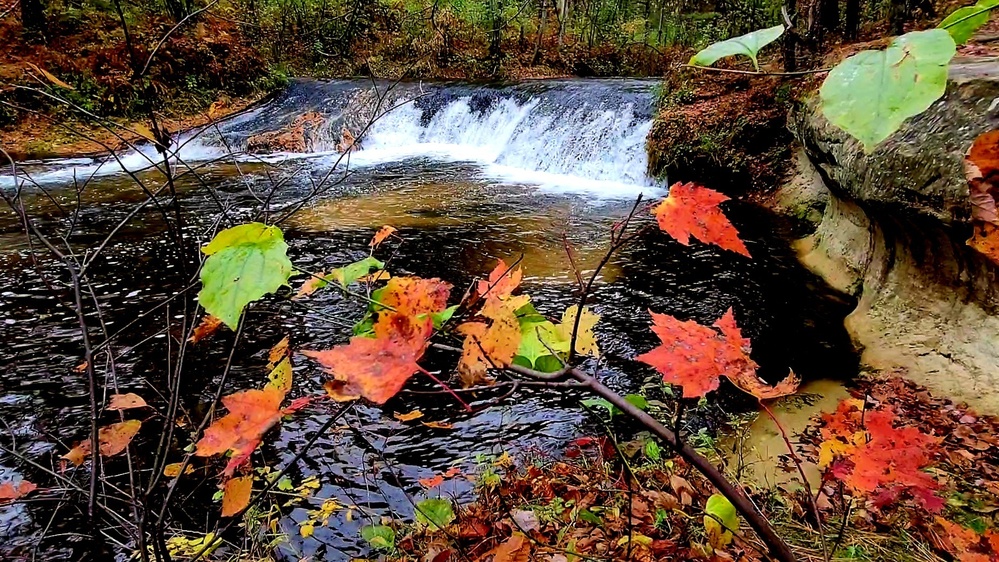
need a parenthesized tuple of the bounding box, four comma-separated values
(304, 334, 424, 405)
(651, 182, 750, 257)
(636, 307, 795, 400)
(195, 387, 286, 476)
(819, 402, 943, 512)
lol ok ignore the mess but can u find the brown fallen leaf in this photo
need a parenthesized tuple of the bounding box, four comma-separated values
(108, 393, 148, 411)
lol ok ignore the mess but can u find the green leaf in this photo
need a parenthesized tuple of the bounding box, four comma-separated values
(579, 508, 602, 526)
(352, 313, 376, 337)
(430, 305, 459, 329)
(515, 318, 569, 369)
(819, 29, 956, 152)
(689, 25, 785, 71)
(939, 0, 999, 44)
(360, 525, 396, 550)
(199, 223, 294, 330)
(644, 440, 661, 461)
(624, 394, 648, 411)
(276, 476, 294, 491)
(330, 256, 384, 288)
(582, 398, 617, 418)
(703, 493, 739, 549)
(415, 498, 454, 531)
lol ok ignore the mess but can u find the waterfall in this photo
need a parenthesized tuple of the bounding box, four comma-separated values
(1, 79, 663, 198)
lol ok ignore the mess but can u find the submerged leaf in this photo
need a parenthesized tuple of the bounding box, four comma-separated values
(0, 480, 37, 504)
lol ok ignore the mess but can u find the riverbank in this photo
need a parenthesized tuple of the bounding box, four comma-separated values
(364, 374, 999, 562)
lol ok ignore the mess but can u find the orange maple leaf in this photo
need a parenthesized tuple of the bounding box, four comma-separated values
(457, 295, 528, 386)
(189, 315, 224, 344)
(305, 334, 424, 405)
(373, 276, 451, 342)
(370, 225, 398, 248)
(651, 182, 750, 257)
(194, 387, 285, 476)
(221, 475, 253, 517)
(476, 259, 523, 301)
(62, 420, 143, 466)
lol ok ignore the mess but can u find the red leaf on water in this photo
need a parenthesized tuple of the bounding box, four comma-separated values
(305, 335, 424, 405)
(189, 315, 224, 344)
(194, 387, 285, 476)
(651, 182, 750, 257)
(636, 307, 785, 400)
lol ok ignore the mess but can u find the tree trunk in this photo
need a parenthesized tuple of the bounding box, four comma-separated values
(532, 0, 548, 65)
(782, 0, 796, 71)
(489, 0, 503, 61)
(21, 0, 47, 42)
(820, 0, 839, 31)
(889, 0, 905, 34)
(844, 0, 859, 39)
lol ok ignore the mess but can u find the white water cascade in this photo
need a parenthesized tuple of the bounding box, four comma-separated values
(1, 79, 663, 198)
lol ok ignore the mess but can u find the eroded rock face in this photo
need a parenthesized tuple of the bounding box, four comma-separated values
(788, 57, 999, 413)
(245, 111, 327, 153)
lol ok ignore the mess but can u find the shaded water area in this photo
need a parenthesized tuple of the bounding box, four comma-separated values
(0, 78, 858, 560)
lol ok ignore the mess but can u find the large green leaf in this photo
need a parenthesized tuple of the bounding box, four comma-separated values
(360, 525, 396, 550)
(199, 223, 294, 330)
(939, 0, 999, 44)
(415, 498, 454, 531)
(819, 29, 956, 152)
(703, 493, 739, 548)
(689, 25, 785, 71)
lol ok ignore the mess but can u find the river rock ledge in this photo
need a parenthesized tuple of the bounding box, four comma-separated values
(781, 57, 999, 413)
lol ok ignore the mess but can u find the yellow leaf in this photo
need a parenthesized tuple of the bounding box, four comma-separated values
(393, 409, 424, 422)
(421, 421, 454, 430)
(268, 336, 290, 369)
(221, 475, 253, 517)
(616, 533, 653, 548)
(265, 356, 293, 396)
(163, 462, 195, 477)
(556, 305, 600, 357)
(300, 523, 315, 538)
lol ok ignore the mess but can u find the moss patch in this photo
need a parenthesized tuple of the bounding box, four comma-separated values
(647, 68, 805, 194)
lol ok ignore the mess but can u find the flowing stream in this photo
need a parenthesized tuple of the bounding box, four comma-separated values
(0, 78, 858, 560)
